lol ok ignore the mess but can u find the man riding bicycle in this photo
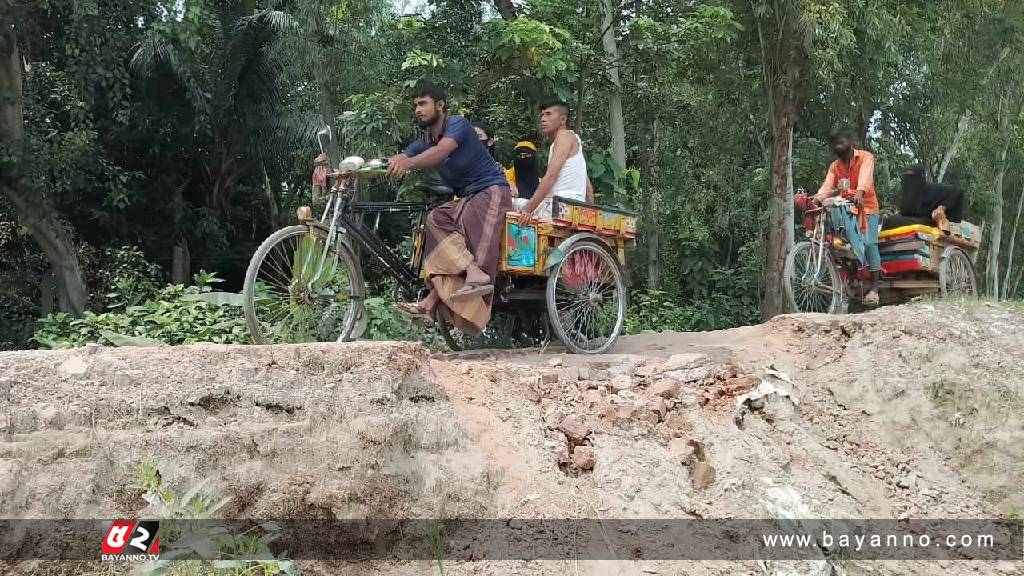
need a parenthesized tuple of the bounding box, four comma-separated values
(813, 127, 882, 307)
(387, 84, 513, 334)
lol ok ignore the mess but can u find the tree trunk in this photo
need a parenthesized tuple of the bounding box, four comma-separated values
(645, 119, 661, 288)
(169, 182, 190, 284)
(936, 110, 970, 183)
(752, 2, 807, 319)
(1, 25, 88, 316)
(784, 124, 795, 252)
(987, 95, 1012, 298)
(39, 273, 55, 315)
(171, 244, 191, 285)
(262, 163, 279, 228)
(1012, 264, 1024, 298)
(1002, 181, 1024, 299)
(599, 0, 626, 169)
(762, 96, 798, 319)
(313, 33, 340, 166)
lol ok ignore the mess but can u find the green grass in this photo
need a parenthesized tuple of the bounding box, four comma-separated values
(928, 377, 954, 405)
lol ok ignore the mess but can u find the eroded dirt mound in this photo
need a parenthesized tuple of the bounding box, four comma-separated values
(2, 302, 1022, 576)
(1, 341, 494, 522)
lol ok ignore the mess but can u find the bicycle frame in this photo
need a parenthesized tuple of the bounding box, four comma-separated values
(315, 174, 430, 295)
(804, 200, 864, 297)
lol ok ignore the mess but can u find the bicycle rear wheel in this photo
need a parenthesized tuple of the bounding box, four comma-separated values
(545, 241, 626, 354)
(243, 225, 363, 344)
(939, 246, 978, 298)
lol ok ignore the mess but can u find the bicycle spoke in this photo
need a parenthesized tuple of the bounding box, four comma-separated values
(248, 227, 355, 344)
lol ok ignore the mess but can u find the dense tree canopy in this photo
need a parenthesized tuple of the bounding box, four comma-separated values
(2, 0, 1023, 349)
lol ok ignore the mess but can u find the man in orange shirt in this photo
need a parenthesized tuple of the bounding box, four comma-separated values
(815, 128, 881, 307)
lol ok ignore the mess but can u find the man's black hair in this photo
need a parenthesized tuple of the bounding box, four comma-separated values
(412, 83, 447, 107)
(539, 99, 570, 116)
(473, 122, 495, 141)
(828, 127, 855, 144)
(904, 163, 926, 177)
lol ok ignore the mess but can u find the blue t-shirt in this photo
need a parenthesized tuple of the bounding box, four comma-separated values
(404, 115, 508, 197)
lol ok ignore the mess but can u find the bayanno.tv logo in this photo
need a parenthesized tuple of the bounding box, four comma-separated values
(101, 520, 160, 561)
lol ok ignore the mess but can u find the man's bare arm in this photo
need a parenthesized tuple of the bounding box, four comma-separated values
(533, 132, 574, 201)
(856, 153, 876, 194)
(586, 178, 594, 203)
(407, 138, 458, 169)
(815, 166, 837, 201)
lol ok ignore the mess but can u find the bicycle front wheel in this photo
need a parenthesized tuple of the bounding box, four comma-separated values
(243, 225, 363, 344)
(784, 240, 843, 314)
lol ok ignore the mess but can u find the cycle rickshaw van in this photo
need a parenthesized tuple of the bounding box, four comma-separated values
(243, 150, 637, 355)
(785, 195, 980, 313)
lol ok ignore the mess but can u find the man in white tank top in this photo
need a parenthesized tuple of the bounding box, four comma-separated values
(515, 100, 594, 222)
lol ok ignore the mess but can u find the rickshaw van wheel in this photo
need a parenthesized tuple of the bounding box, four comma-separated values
(939, 246, 978, 299)
(545, 240, 626, 355)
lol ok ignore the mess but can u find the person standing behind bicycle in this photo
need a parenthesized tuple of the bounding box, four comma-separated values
(387, 84, 512, 334)
(814, 127, 882, 307)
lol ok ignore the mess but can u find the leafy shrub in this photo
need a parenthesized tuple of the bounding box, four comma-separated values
(362, 295, 447, 350)
(624, 288, 759, 334)
(91, 245, 165, 311)
(32, 272, 248, 348)
(134, 463, 297, 576)
(0, 203, 48, 350)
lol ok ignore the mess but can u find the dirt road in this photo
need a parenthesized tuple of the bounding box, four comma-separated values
(2, 301, 1022, 575)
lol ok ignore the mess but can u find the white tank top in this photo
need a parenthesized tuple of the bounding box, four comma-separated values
(550, 133, 587, 201)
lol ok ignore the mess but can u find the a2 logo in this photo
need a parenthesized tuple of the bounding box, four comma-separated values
(101, 520, 160, 561)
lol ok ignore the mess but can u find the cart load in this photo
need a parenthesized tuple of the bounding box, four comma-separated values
(875, 221, 981, 275)
(502, 197, 637, 274)
(550, 196, 638, 239)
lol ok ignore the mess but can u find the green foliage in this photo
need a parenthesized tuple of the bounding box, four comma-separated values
(338, 93, 412, 158)
(0, 199, 47, 350)
(588, 151, 641, 204)
(928, 377, 954, 405)
(401, 49, 448, 82)
(625, 288, 760, 334)
(430, 522, 447, 576)
(90, 246, 166, 311)
(32, 272, 248, 349)
(486, 17, 578, 99)
(134, 464, 297, 576)
(362, 296, 446, 350)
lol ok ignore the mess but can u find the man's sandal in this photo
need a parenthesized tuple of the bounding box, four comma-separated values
(449, 283, 494, 302)
(394, 302, 434, 326)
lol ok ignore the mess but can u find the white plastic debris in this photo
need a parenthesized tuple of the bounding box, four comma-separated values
(764, 363, 793, 384)
(339, 156, 365, 172)
(734, 370, 800, 427)
(736, 379, 799, 408)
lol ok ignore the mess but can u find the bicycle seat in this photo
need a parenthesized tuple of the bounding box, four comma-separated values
(419, 182, 455, 197)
